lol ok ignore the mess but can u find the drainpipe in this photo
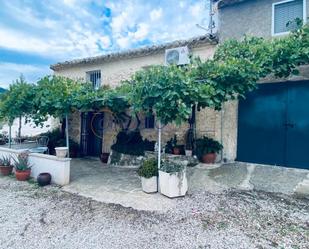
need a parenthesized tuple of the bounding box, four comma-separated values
(157, 120, 162, 170)
(220, 108, 224, 162)
(9, 124, 12, 149)
(65, 114, 70, 157)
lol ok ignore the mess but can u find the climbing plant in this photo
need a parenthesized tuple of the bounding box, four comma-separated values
(126, 23, 309, 126)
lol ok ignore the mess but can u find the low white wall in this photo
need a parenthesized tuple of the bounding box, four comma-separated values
(0, 147, 71, 186)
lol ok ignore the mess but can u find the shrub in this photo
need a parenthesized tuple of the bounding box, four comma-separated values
(111, 130, 155, 156)
(160, 160, 184, 173)
(195, 136, 223, 160)
(137, 158, 158, 178)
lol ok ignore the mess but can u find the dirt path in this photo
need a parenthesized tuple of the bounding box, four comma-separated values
(0, 177, 308, 249)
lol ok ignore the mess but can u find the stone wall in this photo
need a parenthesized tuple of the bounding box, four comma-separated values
(218, 0, 309, 41)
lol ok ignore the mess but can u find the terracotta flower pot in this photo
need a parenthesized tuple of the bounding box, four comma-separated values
(202, 153, 216, 164)
(0, 166, 13, 176)
(100, 153, 110, 163)
(15, 169, 31, 181)
(173, 147, 181, 155)
(37, 173, 51, 186)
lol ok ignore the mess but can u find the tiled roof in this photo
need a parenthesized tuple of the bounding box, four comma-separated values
(50, 34, 218, 71)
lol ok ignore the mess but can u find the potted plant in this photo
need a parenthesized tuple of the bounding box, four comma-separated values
(168, 135, 182, 155)
(195, 136, 223, 164)
(0, 156, 13, 176)
(159, 160, 188, 198)
(137, 158, 158, 193)
(100, 152, 110, 163)
(13, 152, 32, 181)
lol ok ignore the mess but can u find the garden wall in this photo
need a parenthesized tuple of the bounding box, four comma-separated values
(0, 147, 71, 186)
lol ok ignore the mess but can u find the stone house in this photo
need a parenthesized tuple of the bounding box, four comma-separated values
(51, 0, 309, 170)
(51, 37, 220, 158)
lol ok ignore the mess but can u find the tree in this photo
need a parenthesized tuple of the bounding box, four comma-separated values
(0, 75, 35, 146)
(33, 75, 85, 155)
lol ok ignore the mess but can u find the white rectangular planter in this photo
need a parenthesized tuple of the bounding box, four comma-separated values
(141, 176, 158, 193)
(159, 170, 188, 198)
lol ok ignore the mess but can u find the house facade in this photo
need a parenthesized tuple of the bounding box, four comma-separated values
(51, 0, 309, 170)
(215, 0, 309, 169)
(51, 37, 220, 158)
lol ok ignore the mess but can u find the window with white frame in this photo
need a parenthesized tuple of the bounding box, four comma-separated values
(86, 70, 101, 90)
(272, 0, 305, 35)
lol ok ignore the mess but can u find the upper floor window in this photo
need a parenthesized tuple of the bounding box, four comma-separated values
(86, 70, 101, 90)
(272, 0, 306, 36)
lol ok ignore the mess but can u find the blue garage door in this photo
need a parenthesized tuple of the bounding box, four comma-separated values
(237, 81, 309, 169)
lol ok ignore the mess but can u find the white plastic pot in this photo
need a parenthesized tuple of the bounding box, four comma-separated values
(185, 150, 192, 157)
(159, 169, 188, 198)
(141, 176, 158, 193)
(55, 147, 68, 158)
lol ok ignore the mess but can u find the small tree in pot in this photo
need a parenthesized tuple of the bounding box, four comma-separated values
(0, 156, 13, 176)
(195, 136, 223, 164)
(13, 152, 32, 181)
(137, 158, 158, 193)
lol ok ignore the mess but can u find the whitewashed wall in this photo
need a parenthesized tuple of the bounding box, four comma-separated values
(0, 147, 70, 186)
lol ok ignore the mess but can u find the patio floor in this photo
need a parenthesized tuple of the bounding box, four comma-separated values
(62, 158, 176, 211)
(62, 158, 309, 212)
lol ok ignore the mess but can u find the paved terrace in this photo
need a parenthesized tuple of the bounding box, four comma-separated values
(63, 158, 309, 212)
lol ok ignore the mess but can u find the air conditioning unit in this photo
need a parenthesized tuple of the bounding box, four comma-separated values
(165, 46, 190, 66)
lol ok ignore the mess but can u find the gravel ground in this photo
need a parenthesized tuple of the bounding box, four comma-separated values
(0, 177, 308, 249)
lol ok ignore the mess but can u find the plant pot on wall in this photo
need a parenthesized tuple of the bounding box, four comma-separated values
(185, 150, 192, 157)
(15, 169, 31, 181)
(55, 147, 68, 158)
(202, 153, 216, 164)
(172, 147, 181, 155)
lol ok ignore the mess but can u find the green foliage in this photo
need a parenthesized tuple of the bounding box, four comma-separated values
(160, 160, 184, 173)
(111, 130, 155, 156)
(13, 153, 31, 171)
(0, 75, 35, 124)
(195, 136, 223, 160)
(125, 65, 211, 125)
(137, 158, 158, 178)
(0, 156, 11, 166)
(32, 75, 84, 123)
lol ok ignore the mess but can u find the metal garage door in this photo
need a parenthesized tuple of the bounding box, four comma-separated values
(237, 81, 309, 169)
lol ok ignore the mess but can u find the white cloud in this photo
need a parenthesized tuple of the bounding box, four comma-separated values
(0, 0, 210, 84)
(116, 36, 131, 49)
(150, 8, 163, 21)
(132, 23, 149, 40)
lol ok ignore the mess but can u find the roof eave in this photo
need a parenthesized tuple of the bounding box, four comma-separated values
(50, 34, 219, 71)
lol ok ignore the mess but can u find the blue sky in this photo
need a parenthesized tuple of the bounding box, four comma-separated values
(0, 0, 210, 88)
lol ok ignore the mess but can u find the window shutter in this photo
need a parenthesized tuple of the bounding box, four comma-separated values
(274, 0, 303, 34)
